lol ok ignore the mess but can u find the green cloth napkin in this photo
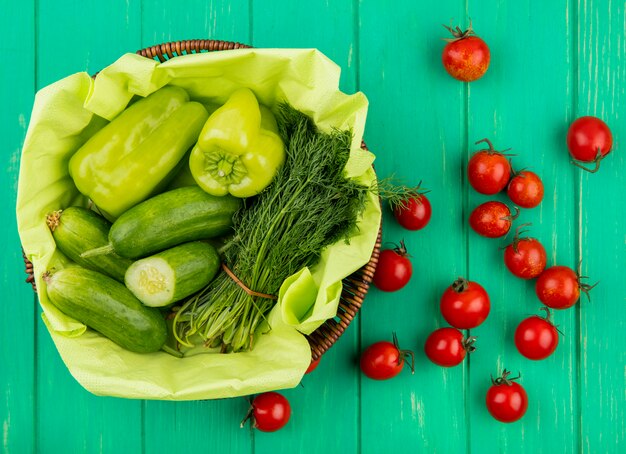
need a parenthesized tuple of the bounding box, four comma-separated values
(16, 48, 381, 400)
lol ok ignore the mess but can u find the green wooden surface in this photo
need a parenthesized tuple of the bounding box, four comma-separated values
(3, 0, 625, 452)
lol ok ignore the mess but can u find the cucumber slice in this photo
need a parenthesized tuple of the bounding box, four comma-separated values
(125, 241, 220, 307)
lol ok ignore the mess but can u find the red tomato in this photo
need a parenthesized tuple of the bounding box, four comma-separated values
(393, 193, 432, 230)
(503, 226, 547, 279)
(442, 24, 490, 82)
(468, 138, 512, 195)
(249, 392, 291, 432)
(469, 201, 519, 238)
(535, 265, 596, 309)
(440, 277, 490, 329)
(486, 370, 528, 423)
(566, 116, 613, 172)
(305, 357, 320, 374)
(373, 241, 413, 292)
(424, 327, 476, 367)
(507, 170, 544, 208)
(360, 333, 415, 380)
(514, 308, 559, 360)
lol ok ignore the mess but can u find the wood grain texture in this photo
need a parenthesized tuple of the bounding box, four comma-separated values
(4, 0, 625, 452)
(33, 1, 144, 452)
(1, 1, 36, 453)
(359, 1, 469, 452)
(466, 1, 579, 452)
(576, 0, 626, 452)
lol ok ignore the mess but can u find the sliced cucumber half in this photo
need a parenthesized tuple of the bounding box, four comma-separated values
(125, 241, 220, 307)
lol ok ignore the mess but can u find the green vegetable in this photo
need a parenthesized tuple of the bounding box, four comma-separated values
(69, 86, 209, 218)
(44, 266, 168, 353)
(84, 186, 241, 259)
(46, 207, 132, 282)
(189, 88, 285, 198)
(125, 241, 220, 307)
(172, 103, 369, 352)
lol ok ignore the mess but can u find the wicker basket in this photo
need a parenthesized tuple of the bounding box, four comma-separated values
(23, 39, 382, 361)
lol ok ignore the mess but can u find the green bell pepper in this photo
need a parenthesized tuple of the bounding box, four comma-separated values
(69, 86, 209, 218)
(189, 88, 285, 198)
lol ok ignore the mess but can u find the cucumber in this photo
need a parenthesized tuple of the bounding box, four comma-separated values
(125, 241, 220, 307)
(47, 207, 132, 282)
(44, 266, 167, 353)
(108, 186, 240, 259)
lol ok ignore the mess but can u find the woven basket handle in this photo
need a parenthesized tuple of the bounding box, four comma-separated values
(136, 39, 252, 62)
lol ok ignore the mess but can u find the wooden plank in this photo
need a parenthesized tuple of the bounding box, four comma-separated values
(140, 0, 251, 47)
(34, 1, 144, 452)
(139, 2, 254, 453)
(251, 0, 357, 91)
(358, 1, 468, 451)
(1, 2, 36, 453)
(576, 1, 626, 452)
(466, 1, 578, 452)
(250, 1, 361, 451)
(37, 0, 142, 86)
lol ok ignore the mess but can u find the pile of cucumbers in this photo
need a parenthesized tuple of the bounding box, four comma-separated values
(45, 186, 241, 353)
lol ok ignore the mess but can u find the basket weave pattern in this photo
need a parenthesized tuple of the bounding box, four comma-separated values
(23, 39, 381, 361)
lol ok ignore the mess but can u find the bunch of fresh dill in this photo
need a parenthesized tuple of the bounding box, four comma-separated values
(172, 103, 369, 352)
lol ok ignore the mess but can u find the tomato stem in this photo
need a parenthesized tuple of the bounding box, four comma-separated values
(509, 223, 532, 253)
(539, 306, 553, 322)
(571, 148, 606, 173)
(539, 307, 565, 336)
(392, 332, 415, 375)
(463, 336, 477, 353)
(452, 277, 470, 293)
(576, 260, 599, 301)
(491, 369, 521, 386)
(502, 206, 520, 222)
(240, 398, 255, 429)
(393, 240, 410, 257)
(474, 138, 515, 157)
(442, 19, 476, 42)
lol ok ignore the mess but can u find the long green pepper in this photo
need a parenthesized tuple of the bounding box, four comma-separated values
(69, 86, 209, 218)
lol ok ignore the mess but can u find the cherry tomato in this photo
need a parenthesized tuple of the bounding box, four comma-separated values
(514, 308, 559, 360)
(467, 138, 512, 195)
(486, 370, 528, 423)
(245, 392, 291, 432)
(507, 170, 544, 208)
(503, 225, 547, 279)
(442, 23, 490, 82)
(373, 241, 413, 292)
(440, 277, 490, 329)
(305, 357, 320, 374)
(535, 265, 596, 309)
(566, 116, 613, 173)
(393, 193, 432, 230)
(360, 333, 415, 380)
(469, 201, 519, 238)
(424, 327, 476, 367)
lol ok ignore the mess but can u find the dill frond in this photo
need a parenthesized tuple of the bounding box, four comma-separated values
(172, 103, 369, 352)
